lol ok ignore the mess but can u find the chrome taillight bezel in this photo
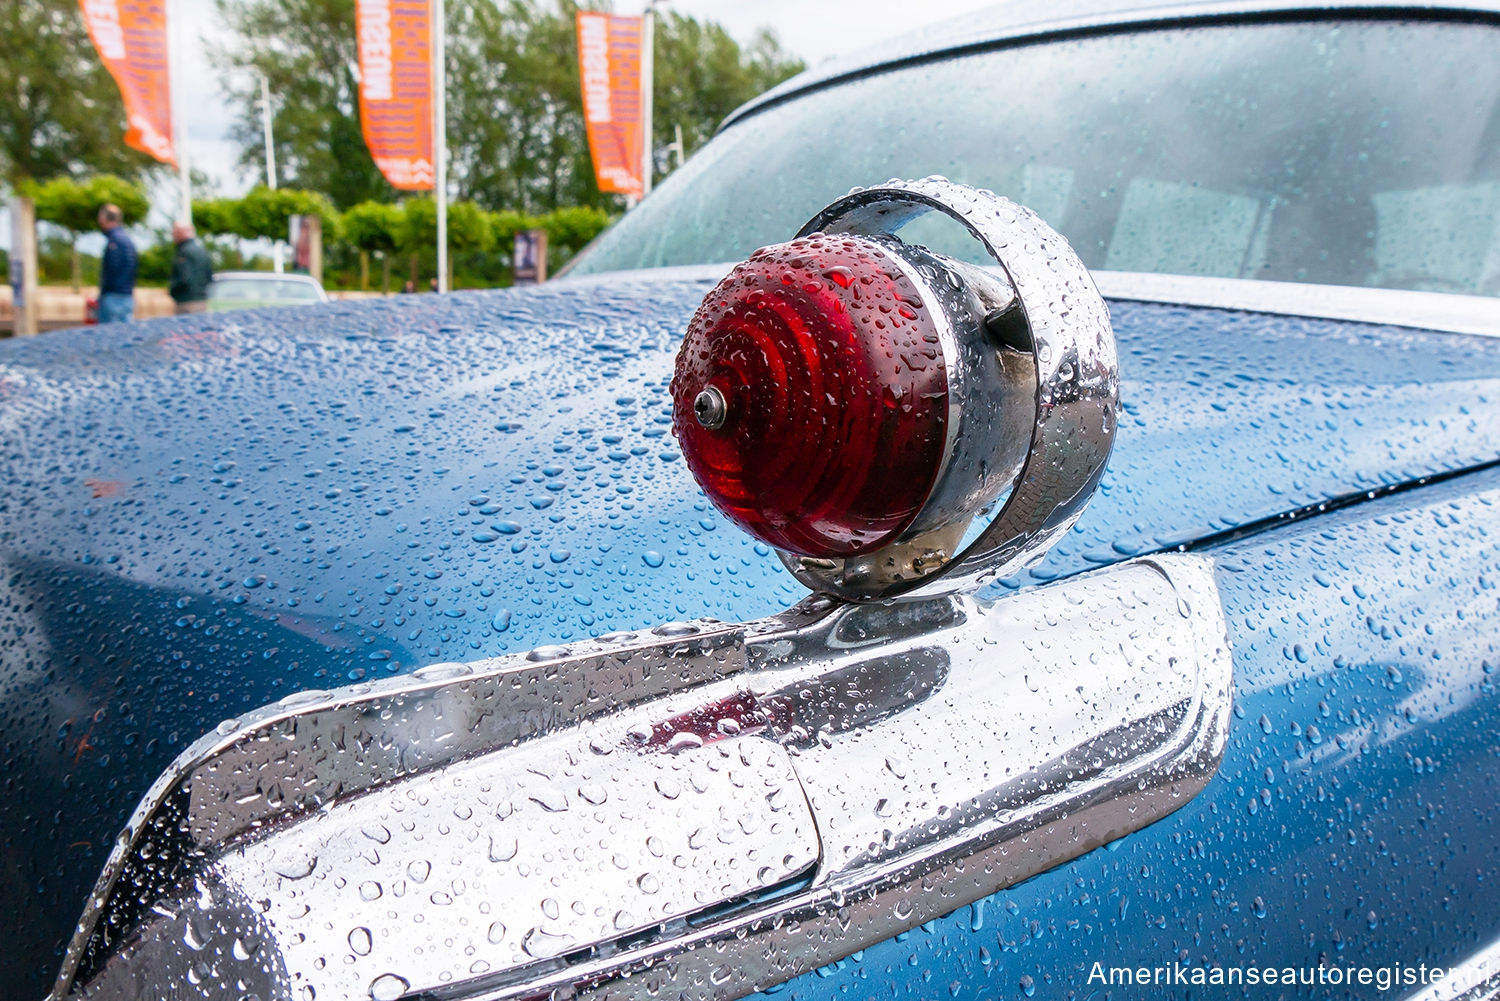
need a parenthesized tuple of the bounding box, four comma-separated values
(778, 177, 1120, 599)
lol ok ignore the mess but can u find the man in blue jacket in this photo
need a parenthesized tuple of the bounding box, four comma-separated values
(96, 204, 138, 324)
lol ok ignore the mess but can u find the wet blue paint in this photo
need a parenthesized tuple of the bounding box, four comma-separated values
(1, 278, 1497, 992)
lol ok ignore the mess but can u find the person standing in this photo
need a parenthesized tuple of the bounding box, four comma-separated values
(96, 204, 138, 324)
(168, 222, 213, 314)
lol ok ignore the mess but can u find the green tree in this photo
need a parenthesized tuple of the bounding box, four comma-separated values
(537, 205, 611, 253)
(446, 0, 597, 212)
(136, 235, 176, 285)
(191, 188, 341, 283)
(487, 206, 611, 276)
(214, 0, 391, 209)
(651, 14, 803, 173)
(192, 197, 244, 238)
(445, 1, 801, 209)
(446, 200, 492, 255)
(397, 196, 490, 284)
(0, 0, 154, 185)
(342, 201, 405, 291)
(445, 200, 492, 287)
(217, 0, 802, 213)
(196, 186, 341, 243)
(343, 201, 404, 254)
(28, 174, 149, 291)
(233, 186, 342, 242)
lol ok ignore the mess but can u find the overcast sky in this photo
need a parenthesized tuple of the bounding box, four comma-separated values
(3, 0, 1005, 251)
(179, 0, 1006, 197)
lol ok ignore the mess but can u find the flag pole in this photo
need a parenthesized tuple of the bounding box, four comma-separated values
(433, 0, 448, 293)
(640, 2, 654, 200)
(171, 0, 192, 225)
(260, 71, 283, 273)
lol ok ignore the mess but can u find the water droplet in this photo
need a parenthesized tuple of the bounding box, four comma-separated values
(274, 853, 318, 881)
(488, 835, 519, 862)
(521, 926, 573, 959)
(528, 787, 569, 813)
(368, 973, 410, 1001)
(183, 915, 209, 952)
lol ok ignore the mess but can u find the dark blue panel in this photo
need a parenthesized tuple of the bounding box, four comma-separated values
(1, 282, 1499, 992)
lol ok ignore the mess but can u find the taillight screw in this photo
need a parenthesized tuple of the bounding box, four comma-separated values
(693, 387, 728, 429)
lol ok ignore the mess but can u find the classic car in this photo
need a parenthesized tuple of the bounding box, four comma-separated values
(3, 1, 1499, 999)
(205, 272, 330, 313)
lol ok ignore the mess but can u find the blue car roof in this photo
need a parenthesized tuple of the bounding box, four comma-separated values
(722, 0, 1500, 131)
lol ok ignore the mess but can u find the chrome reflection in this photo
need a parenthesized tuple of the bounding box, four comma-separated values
(1403, 936, 1500, 1001)
(55, 555, 1230, 1001)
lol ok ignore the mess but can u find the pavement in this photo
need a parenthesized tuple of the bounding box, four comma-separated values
(0, 285, 379, 334)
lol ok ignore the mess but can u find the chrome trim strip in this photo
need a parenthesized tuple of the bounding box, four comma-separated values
(1404, 939, 1500, 1001)
(56, 554, 1233, 1001)
(1094, 272, 1500, 338)
(562, 263, 1500, 339)
(721, 1, 1500, 132)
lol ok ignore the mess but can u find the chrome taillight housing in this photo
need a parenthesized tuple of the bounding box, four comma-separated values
(672, 177, 1120, 600)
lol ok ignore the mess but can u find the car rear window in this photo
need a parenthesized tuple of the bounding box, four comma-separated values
(209, 279, 322, 303)
(571, 17, 1500, 298)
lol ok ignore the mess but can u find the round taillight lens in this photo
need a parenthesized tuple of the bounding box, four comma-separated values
(671, 235, 949, 558)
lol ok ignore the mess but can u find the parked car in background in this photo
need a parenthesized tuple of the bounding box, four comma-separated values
(205, 270, 329, 311)
(3, 2, 1499, 1000)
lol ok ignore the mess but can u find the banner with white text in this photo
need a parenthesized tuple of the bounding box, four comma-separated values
(78, 0, 176, 166)
(576, 12, 645, 199)
(356, 0, 435, 190)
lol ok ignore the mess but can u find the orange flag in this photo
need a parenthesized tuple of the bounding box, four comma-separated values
(78, 0, 176, 166)
(355, 0, 435, 190)
(576, 12, 645, 199)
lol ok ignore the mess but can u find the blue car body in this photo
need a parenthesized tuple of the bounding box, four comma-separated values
(6, 3, 1500, 998)
(3, 283, 1499, 997)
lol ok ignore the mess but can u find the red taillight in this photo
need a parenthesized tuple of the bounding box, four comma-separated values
(669, 178, 1118, 602)
(671, 235, 949, 558)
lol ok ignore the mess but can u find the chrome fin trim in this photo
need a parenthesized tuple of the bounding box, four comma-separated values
(56, 554, 1232, 1001)
(1404, 939, 1500, 1001)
